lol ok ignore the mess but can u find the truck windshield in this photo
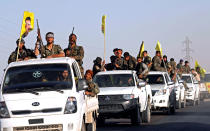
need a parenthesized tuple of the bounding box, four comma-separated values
(93, 74, 135, 87)
(2, 64, 73, 94)
(181, 76, 192, 83)
(146, 74, 165, 84)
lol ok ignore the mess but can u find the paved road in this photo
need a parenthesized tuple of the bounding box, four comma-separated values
(98, 100, 210, 131)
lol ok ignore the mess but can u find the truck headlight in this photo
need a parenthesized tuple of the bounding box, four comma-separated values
(0, 102, 10, 118)
(64, 97, 77, 114)
(155, 89, 167, 96)
(123, 94, 134, 100)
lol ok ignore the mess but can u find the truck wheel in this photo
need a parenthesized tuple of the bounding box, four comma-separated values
(181, 97, 186, 108)
(167, 99, 175, 115)
(196, 95, 200, 105)
(142, 101, 151, 123)
(130, 105, 141, 125)
(86, 119, 96, 131)
(191, 99, 195, 106)
(176, 94, 181, 109)
(96, 116, 105, 126)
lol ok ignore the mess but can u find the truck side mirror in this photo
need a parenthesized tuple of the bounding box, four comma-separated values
(138, 81, 146, 87)
(78, 79, 88, 91)
(167, 81, 174, 85)
(179, 80, 184, 83)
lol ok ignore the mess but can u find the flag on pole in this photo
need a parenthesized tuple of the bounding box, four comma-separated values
(17, 11, 34, 61)
(101, 15, 106, 35)
(20, 11, 34, 39)
(155, 41, 163, 56)
(137, 41, 144, 58)
(195, 60, 206, 78)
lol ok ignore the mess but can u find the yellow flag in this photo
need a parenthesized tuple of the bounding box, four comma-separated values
(195, 60, 206, 78)
(137, 41, 144, 58)
(20, 11, 34, 39)
(155, 41, 163, 56)
(101, 15, 106, 34)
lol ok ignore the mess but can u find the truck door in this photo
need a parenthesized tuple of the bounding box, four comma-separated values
(135, 75, 147, 112)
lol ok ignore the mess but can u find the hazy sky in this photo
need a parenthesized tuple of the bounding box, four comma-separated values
(0, 0, 210, 79)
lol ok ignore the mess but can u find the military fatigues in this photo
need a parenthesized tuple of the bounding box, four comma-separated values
(86, 79, 100, 97)
(182, 65, 191, 74)
(64, 45, 84, 76)
(40, 44, 64, 58)
(122, 56, 137, 70)
(135, 62, 149, 79)
(8, 48, 36, 64)
(93, 63, 102, 76)
(115, 57, 124, 70)
(152, 56, 165, 71)
(143, 56, 152, 65)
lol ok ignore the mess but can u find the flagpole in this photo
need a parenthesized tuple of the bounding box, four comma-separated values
(103, 33, 106, 61)
(16, 36, 22, 61)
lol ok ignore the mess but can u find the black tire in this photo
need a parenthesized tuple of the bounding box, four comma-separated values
(181, 97, 186, 108)
(86, 119, 96, 131)
(142, 101, 151, 123)
(96, 116, 105, 126)
(130, 105, 141, 125)
(167, 98, 176, 115)
(191, 99, 195, 106)
(176, 94, 181, 109)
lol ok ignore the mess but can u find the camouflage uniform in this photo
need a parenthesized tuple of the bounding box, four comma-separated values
(64, 45, 84, 76)
(152, 56, 165, 71)
(115, 57, 124, 70)
(86, 79, 100, 97)
(143, 56, 152, 65)
(122, 56, 137, 70)
(182, 65, 191, 74)
(135, 62, 149, 79)
(8, 48, 36, 64)
(40, 44, 64, 58)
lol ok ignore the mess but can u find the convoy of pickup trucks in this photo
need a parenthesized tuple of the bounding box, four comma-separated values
(0, 57, 209, 131)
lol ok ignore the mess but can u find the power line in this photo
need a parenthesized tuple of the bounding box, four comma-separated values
(182, 36, 193, 65)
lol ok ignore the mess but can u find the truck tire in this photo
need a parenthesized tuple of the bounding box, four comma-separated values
(167, 98, 176, 115)
(181, 97, 186, 108)
(196, 94, 200, 105)
(86, 119, 96, 131)
(142, 100, 151, 123)
(96, 116, 105, 126)
(191, 99, 195, 106)
(130, 105, 141, 125)
(176, 94, 181, 109)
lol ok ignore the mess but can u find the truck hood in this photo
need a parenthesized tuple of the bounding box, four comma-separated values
(150, 84, 165, 90)
(98, 87, 135, 95)
(186, 83, 194, 88)
(2, 90, 76, 118)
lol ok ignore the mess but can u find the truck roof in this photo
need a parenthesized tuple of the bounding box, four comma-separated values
(7, 57, 76, 68)
(182, 73, 193, 76)
(148, 71, 167, 75)
(96, 70, 136, 75)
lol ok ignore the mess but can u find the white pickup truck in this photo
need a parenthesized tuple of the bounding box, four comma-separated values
(146, 71, 176, 114)
(182, 73, 200, 106)
(0, 57, 98, 131)
(93, 70, 152, 125)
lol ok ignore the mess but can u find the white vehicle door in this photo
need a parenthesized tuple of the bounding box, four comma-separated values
(135, 74, 147, 112)
(72, 62, 85, 109)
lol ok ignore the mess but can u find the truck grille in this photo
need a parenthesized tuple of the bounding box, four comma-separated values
(12, 108, 62, 115)
(13, 124, 63, 131)
(98, 95, 123, 101)
(100, 104, 123, 111)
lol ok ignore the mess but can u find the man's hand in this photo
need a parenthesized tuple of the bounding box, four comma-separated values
(24, 57, 29, 60)
(46, 55, 53, 58)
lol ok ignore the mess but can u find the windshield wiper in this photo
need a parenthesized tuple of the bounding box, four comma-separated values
(39, 87, 64, 94)
(12, 88, 39, 95)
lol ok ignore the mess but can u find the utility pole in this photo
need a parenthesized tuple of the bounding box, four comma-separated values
(182, 36, 193, 65)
